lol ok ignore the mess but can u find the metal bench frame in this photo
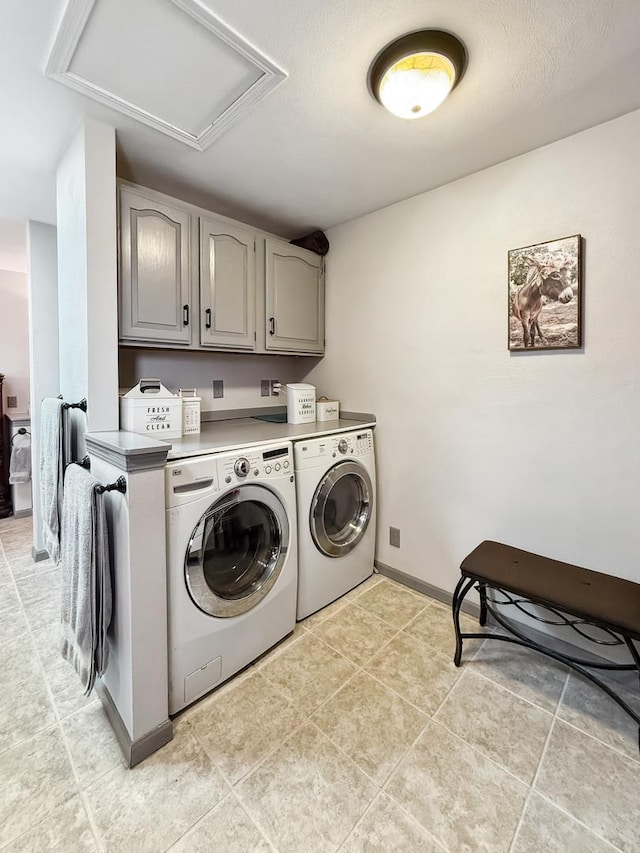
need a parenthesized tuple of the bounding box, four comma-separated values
(452, 573, 640, 749)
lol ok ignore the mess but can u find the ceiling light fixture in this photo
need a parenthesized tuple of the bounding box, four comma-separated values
(368, 29, 467, 120)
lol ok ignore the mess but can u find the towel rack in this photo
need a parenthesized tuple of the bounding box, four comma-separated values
(96, 476, 127, 495)
(11, 427, 31, 446)
(58, 395, 88, 412)
(68, 458, 127, 495)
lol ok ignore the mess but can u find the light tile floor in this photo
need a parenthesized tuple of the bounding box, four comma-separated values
(1, 514, 639, 852)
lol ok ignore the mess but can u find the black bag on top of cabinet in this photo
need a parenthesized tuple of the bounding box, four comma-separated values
(290, 230, 329, 256)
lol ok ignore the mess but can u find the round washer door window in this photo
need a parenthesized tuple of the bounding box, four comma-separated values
(185, 484, 289, 617)
(310, 461, 373, 557)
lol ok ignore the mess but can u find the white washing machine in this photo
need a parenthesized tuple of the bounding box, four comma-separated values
(295, 429, 376, 620)
(165, 441, 297, 714)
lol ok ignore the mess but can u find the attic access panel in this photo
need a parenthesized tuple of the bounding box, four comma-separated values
(45, 0, 287, 150)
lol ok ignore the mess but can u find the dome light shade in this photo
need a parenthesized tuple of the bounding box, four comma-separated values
(368, 30, 467, 120)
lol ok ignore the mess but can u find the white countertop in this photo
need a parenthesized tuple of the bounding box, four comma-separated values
(165, 415, 376, 460)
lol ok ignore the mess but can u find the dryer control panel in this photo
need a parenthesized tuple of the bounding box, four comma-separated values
(294, 429, 374, 470)
(331, 431, 374, 458)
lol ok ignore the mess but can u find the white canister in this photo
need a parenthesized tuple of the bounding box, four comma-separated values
(316, 397, 340, 421)
(120, 379, 183, 440)
(179, 389, 201, 435)
(287, 383, 316, 424)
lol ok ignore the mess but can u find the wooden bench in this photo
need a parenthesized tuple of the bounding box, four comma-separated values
(453, 540, 640, 748)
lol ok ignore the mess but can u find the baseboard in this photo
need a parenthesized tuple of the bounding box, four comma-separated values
(375, 560, 481, 619)
(13, 509, 32, 519)
(95, 679, 173, 768)
(32, 546, 49, 562)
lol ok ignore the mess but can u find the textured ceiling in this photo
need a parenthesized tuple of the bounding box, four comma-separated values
(1, 0, 640, 236)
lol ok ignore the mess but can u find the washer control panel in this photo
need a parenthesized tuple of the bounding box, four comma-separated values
(217, 443, 292, 486)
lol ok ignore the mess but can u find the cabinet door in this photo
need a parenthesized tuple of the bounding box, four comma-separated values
(265, 238, 324, 354)
(199, 218, 256, 350)
(119, 188, 192, 344)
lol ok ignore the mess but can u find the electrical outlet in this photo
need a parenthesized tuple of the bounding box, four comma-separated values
(390, 527, 401, 548)
(212, 380, 224, 399)
(270, 379, 281, 396)
(6, 396, 17, 408)
(261, 380, 270, 397)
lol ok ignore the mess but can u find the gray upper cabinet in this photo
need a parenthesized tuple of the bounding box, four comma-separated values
(199, 217, 256, 351)
(265, 238, 324, 354)
(117, 182, 326, 356)
(119, 188, 192, 345)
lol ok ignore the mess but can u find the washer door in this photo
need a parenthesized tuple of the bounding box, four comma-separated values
(310, 461, 373, 557)
(185, 484, 289, 617)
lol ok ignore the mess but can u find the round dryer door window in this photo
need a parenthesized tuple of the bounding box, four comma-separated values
(310, 461, 373, 557)
(185, 484, 289, 617)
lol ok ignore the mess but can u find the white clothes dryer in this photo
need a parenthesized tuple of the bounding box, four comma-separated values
(294, 429, 376, 620)
(165, 441, 297, 714)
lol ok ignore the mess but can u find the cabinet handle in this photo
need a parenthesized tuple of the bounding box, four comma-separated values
(269, 316, 275, 336)
(205, 308, 212, 329)
(183, 304, 189, 326)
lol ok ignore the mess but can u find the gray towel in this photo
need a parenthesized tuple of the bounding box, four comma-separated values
(9, 436, 31, 484)
(40, 398, 66, 564)
(60, 465, 112, 694)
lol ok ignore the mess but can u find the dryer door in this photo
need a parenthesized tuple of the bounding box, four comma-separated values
(310, 461, 373, 557)
(185, 484, 290, 617)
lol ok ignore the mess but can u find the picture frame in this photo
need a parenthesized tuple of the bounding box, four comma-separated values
(508, 234, 582, 351)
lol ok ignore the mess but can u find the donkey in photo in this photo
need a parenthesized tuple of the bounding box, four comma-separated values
(511, 257, 573, 348)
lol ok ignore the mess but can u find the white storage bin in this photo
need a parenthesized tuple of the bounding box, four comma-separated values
(120, 379, 183, 439)
(316, 397, 339, 421)
(179, 388, 201, 435)
(287, 383, 316, 424)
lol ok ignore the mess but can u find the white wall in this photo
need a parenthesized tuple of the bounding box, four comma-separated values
(306, 109, 640, 597)
(0, 269, 30, 412)
(57, 118, 119, 435)
(27, 221, 59, 554)
(119, 348, 311, 413)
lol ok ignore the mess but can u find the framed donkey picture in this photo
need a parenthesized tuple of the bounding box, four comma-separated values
(508, 234, 583, 350)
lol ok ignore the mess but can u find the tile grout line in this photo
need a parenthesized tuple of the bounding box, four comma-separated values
(466, 647, 640, 765)
(180, 714, 268, 841)
(379, 716, 455, 851)
(506, 679, 568, 853)
(161, 787, 235, 853)
(0, 530, 106, 853)
(336, 788, 451, 853)
(228, 787, 279, 853)
(222, 609, 446, 843)
(511, 665, 632, 853)
(532, 790, 625, 853)
(551, 713, 640, 766)
(465, 666, 557, 717)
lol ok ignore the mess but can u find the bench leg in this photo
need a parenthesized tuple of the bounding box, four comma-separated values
(479, 583, 488, 627)
(623, 637, 640, 750)
(452, 575, 476, 667)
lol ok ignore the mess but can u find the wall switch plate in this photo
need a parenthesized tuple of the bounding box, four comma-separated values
(212, 380, 224, 399)
(261, 380, 270, 397)
(390, 527, 401, 548)
(6, 396, 17, 408)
